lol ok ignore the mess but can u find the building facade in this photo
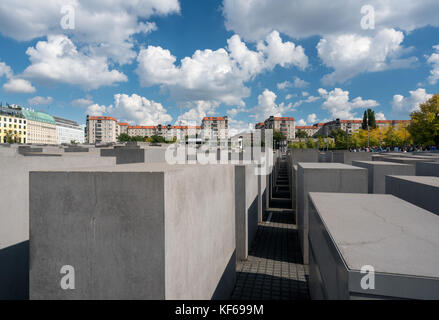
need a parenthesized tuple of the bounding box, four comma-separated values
(86, 116, 118, 144)
(201, 116, 229, 139)
(295, 125, 319, 138)
(0, 106, 27, 144)
(264, 116, 295, 141)
(22, 109, 57, 144)
(54, 116, 84, 144)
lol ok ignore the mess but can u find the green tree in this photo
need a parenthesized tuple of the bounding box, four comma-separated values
(273, 130, 286, 149)
(296, 129, 308, 140)
(368, 109, 376, 129)
(117, 133, 131, 142)
(408, 94, 439, 146)
(306, 138, 316, 149)
(362, 109, 376, 130)
(329, 129, 348, 149)
(4, 130, 17, 144)
(362, 111, 368, 130)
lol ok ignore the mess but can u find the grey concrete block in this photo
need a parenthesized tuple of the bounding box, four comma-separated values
(100, 147, 167, 164)
(64, 147, 89, 152)
(0, 154, 116, 300)
(290, 149, 319, 165)
(308, 192, 439, 300)
(332, 151, 372, 165)
(235, 165, 259, 261)
(381, 157, 433, 165)
(385, 175, 439, 215)
(297, 163, 367, 264)
(352, 161, 415, 194)
(416, 162, 439, 177)
(258, 166, 267, 223)
(29, 164, 236, 300)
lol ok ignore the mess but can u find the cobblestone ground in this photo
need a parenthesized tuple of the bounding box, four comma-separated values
(231, 210, 310, 300)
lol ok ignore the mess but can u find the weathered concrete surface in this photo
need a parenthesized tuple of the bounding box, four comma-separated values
(332, 151, 372, 165)
(258, 166, 267, 223)
(308, 192, 439, 300)
(289, 149, 319, 165)
(381, 157, 433, 165)
(385, 175, 439, 215)
(352, 161, 415, 194)
(0, 154, 116, 300)
(297, 163, 367, 264)
(416, 162, 439, 177)
(318, 152, 332, 163)
(235, 165, 259, 261)
(100, 147, 167, 164)
(29, 163, 236, 300)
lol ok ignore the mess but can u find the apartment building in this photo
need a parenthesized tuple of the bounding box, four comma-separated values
(119, 123, 129, 135)
(54, 116, 84, 144)
(127, 126, 156, 137)
(0, 106, 27, 144)
(295, 125, 320, 138)
(376, 120, 411, 128)
(201, 116, 229, 139)
(264, 116, 295, 141)
(86, 115, 118, 144)
(22, 109, 57, 144)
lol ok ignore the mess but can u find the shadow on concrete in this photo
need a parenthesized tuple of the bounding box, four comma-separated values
(249, 226, 303, 264)
(212, 250, 236, 300)
(231, 272, 309, 300)
(263, 210, 296, 225)
(0, 241, 29, 300)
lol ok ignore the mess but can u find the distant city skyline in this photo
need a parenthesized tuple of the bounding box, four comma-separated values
(0, 0, 438, 136)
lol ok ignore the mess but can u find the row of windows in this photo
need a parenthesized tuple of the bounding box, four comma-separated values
(1, 118, 26, 124)
(2, 129, 26, 135)
(2, 123, 26, 129)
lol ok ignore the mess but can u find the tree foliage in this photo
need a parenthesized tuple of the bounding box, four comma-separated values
(408, 94, 439, 146)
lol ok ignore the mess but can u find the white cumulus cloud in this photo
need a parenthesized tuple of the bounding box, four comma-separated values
(319, 88, 379, 119)
(28, 96, 53, 105)
(113, 93, 173, 125)
(22, 35, 127, 90)
(136, 31, 308, 107)
(0, 0, 180, 64)
(392, 88, 433, 113)
(427, 45, 439, 85)
(317, 28, 416, 85)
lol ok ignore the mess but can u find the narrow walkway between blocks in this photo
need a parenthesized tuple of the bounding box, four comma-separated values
(231, 158, 310, 300)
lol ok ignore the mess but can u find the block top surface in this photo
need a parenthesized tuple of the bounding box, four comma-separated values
(298, 162, 364, 170)
(387, 175, 439, 187)
(385, 157, 429, 162)
(352, 161, 412, 166)
(309, 192, 439, 278)
(29, 163, 232, 173)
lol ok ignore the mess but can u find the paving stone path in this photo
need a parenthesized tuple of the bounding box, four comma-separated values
(231, 158, 310, 300)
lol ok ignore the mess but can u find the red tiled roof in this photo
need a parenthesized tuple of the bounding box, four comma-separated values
(118, 122, 129, 126)
(89, 116, 117, 121)
(202, 117, 226, 121)
(296, 126, 316, 129)
(128, 126, 156, 129)
(273, 117, 295, 121)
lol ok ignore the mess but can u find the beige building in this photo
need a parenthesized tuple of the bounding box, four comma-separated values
(22, 109, 57, 144)
(127, 126, 156, 137)
(201, 116, 229, 139)
(264, 116, 295, 141)
(86, 116, 118, 144)
(0, 106, 27, 144)
(376, 120, 411, 128)
(295, 125, 319, 138)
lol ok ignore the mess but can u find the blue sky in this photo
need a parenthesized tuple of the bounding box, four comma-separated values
(0, 0, 438, 134)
